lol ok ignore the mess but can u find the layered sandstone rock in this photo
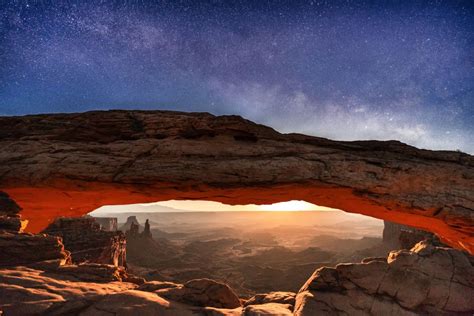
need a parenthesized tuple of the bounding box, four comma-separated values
(155, 278, 242, 309)
(0, 192, 70, 268)
(0, 111, 472, 253)
(42, 217, 126, 267)
(79, 290, 197, 316)
(243, 303, 293, 315)
(383, 220, 435, 249)
(1, 239, 473, 315)
(0, 266, 137, 316)
(94, 216, 118, 231)
(244, 291, 296, 308)
(0, 231, 71, 267)
(294, 240, 474, 315)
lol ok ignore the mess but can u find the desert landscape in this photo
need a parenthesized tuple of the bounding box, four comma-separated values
(1, 0, 473, 314)
(96, 209, 386, 296)
(0, 110, 473, 315)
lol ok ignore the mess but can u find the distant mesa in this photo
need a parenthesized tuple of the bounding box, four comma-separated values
(120, 215, 141, 232)
(123, 216, 153, 239)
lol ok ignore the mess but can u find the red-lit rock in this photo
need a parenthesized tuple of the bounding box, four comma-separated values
(0, 110, 472, 253)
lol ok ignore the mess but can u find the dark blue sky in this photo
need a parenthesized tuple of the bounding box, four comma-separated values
(1, 0, 473, 152)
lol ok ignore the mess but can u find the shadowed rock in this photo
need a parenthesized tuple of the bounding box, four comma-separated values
(42, 217, 126, 267)
(0, 192, 27, 233)
(93, 216, 118, 231)
(0, 232, 71, 267)
(294, 240, 474, 315)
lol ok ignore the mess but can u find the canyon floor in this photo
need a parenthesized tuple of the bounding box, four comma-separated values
(119, 211, 388, 297)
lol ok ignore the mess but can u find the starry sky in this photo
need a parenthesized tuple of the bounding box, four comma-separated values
(1, 0, 473, 153)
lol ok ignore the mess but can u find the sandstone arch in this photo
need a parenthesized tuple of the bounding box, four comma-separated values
(0, 110, 472, 253)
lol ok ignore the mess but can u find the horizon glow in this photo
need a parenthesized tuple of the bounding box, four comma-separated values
(90, 199, 340, 216)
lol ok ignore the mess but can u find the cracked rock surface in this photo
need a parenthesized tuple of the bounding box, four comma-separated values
(294, 240, 474, 315)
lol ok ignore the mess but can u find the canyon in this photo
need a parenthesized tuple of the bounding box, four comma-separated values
(1, 200, 473, 315)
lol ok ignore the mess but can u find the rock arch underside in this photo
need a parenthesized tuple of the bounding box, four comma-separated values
(0, 110, 473, 254)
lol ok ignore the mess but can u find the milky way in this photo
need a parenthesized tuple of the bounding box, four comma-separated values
(1, 0, 473, 152)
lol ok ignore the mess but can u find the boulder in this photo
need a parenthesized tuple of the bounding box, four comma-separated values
(201, 306, 243, 315)
(156, 278, 242, 309)
(244, 292, 295, 307)
(138, 280, 181, 292)
(294, 240, 474, 315)
(383, 220, 435, 249)
(242, 303, 293, 315)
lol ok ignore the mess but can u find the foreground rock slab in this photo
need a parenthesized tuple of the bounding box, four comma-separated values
(243, 303, 293, 316)
(294, 240, 474, 315)
(79, 290, 196, 316)
(244, 291, 296, 308)
(155, 278, 242, 309)
(0, 266, 137, 316)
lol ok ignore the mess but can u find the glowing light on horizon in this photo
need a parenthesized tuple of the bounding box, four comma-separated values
(90, 199, 339, 215)
(257, 200, 328, 211)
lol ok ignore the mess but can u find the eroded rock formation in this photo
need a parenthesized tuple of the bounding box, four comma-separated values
(383, 220, 435, 250)
(1, 201, 472, 316)
(94, 217, 118, 231)
(153, 278, 242, 309)
(0, 192, 71, 268)
(0, 232, 71, 268)
(295, 240, 474, 315)
(121, 215, 141, 232)
(0, 191, 27, 233)
(0, 110, 472, 253)
(124, 217, 180, 270)
(42, 217, 126, 267)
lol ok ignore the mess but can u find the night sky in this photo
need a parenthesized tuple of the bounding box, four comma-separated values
(1, 0, 473, 153)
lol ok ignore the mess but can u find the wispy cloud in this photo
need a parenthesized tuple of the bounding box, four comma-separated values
(210, 80, 473, 153)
